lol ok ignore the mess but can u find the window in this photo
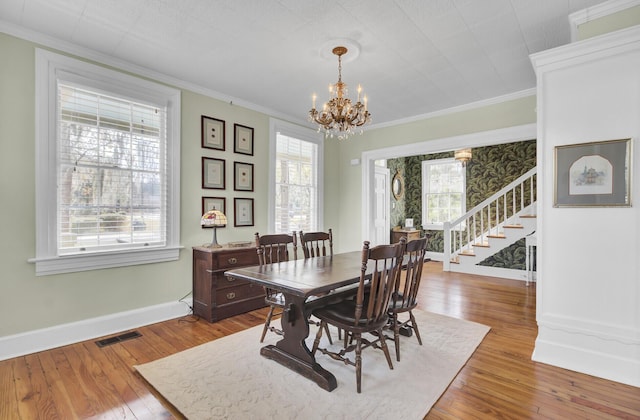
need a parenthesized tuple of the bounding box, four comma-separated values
(421, 159, 466, 230)
(33, 50, 181, 275)
(269, 119, 323, 234)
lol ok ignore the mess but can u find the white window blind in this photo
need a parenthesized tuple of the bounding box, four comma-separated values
(274, 133, 318, 233)
(57, 84, 167, 254)
(422, 159, 466, 230)
(34, 49, 180, 275)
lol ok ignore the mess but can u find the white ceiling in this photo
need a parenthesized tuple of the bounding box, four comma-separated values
(0, 0, 609, 127)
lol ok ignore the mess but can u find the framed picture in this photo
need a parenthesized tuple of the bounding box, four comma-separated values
(201, 116, 225, 150)
(202, 157, 226, 189)
(234, 123, 254, 155)
(554, 138, 632, 207)
(234, 161, 254, 192)
(234, 198, 254, 227)
(201, 197, 226, 227)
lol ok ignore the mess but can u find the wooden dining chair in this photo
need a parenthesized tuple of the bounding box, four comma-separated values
(299, 229, 333, 258)
(311, 238, 406, 393)
(299, 229, 335, 344)
(255, 232, 298, 343)
(387, 236, 428, 361)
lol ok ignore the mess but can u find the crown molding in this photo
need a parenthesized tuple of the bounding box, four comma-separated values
(367, 88, 536, 131)
(0, 19, 308, 127)
(570, 0, 640, 41)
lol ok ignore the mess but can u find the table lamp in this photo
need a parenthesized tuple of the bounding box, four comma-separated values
(201, 208, 227, 248)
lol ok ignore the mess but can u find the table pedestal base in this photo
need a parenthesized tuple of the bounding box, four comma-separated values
(260, 345, 337, 391)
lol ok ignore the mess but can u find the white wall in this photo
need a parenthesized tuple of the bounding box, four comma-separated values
(531, 25, 640, 387)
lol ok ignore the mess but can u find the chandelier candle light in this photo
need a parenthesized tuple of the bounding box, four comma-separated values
(201, 209, 227, 248)
(309, 46, 371, 140)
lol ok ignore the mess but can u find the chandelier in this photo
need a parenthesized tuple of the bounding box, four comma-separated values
(309, 46, 371, 140)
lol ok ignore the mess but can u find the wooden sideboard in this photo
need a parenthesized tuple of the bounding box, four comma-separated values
(391, 228, 422, 244)
(192, 245, 266, 322)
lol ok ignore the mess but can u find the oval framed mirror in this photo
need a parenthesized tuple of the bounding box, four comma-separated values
(392, 171, 404, 200)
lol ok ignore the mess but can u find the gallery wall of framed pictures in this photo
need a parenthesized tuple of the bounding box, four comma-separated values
(200, 114, 256, 229)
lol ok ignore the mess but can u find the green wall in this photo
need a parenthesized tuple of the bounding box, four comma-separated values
(577, 5, 640, 40)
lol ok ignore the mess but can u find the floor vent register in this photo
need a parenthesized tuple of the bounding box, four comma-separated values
(95, 331, 142, 347)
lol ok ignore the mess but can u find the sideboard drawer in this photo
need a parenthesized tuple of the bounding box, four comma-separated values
(215, 273, 250, 289)
(215, 283, 263, 306)
(214, 250, 259, 269)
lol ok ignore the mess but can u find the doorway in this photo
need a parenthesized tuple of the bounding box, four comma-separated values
(359, 124, 536, 245)
(372, 166, 390, 246)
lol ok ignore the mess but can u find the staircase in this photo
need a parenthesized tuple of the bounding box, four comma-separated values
(443, 168, 537, 280)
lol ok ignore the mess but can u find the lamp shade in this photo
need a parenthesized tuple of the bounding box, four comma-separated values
(201, 209, 227, 227)
(454, 148, 472, 166)
(201, 209, 227, 248)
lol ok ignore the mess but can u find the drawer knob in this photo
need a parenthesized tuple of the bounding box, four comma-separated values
(228, 257, 238, 264)
(226, 292, 236, 300)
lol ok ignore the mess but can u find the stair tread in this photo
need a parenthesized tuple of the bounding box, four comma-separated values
(504, 224, 524, 229)
(473, 242, 490, 248)
(520, 214, 537, 218)
(459, 250, 475, 256)
(487, 234, 506, 238)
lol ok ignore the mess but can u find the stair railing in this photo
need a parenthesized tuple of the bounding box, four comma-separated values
(443, 167, 537, 271)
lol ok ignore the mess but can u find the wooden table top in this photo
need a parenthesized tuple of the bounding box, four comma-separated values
(225, 251, 367, 298)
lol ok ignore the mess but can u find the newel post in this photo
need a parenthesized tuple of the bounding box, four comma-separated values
(443, 221, 451, 271)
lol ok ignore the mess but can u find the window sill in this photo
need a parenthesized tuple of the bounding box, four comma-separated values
(29, 246, 183, 276)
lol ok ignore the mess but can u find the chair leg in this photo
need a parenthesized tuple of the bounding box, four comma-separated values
(355, 333, 362, 393)
(379, 328, 394, 370)
(343, 330, 354, 348)
(310, 316, 333, 345)
(409, 310, 422, 345)
(260, 305, 275, 343)
(311, 320, 325, 355)
(392, 313, 401, 362)
(323, 323, 333, 345)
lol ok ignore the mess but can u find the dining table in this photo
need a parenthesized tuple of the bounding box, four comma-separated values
(224, 250, 368, 392)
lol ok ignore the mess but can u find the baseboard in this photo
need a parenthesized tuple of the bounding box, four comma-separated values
(0, 299, 193, 362)
(450, 264, 530, 281)
(533, 322, 640, 387)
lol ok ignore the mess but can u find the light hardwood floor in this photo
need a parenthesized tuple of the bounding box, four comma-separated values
(2, 262, 639, 419)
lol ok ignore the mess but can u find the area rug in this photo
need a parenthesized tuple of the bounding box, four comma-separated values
(134, 310, 489, 419)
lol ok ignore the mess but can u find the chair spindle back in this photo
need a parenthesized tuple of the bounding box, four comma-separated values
(392, 237, 428, 310)
(255, 232, 298, 265)
(354, 238, 406, 326)
(299, 229, 333, 259)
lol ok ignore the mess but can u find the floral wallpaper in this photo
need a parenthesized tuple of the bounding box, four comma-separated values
(388, 139, 536, 270)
